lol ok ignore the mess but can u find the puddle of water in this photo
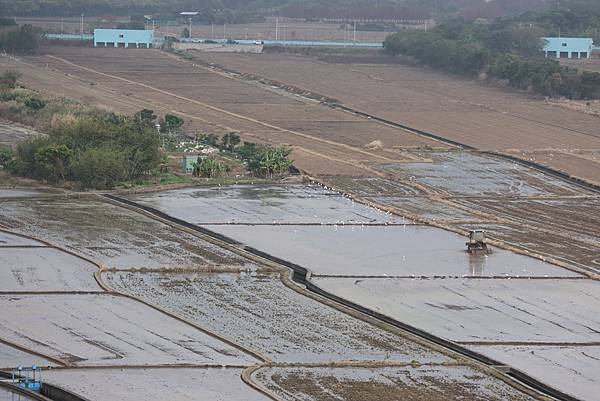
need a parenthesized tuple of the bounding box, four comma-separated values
(104, 271, 450, 364)
(203, 224, 578, 277)
(314, 277, 600, 343)
(127, 184, 402, 224)
(253, 365, 539, 401)
(382, 152, 587, 196)
(0, 248, 100, 291)
(469, 345, 600, 401)
(43, 368, 270, 401)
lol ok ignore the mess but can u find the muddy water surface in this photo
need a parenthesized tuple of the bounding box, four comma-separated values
(253, 365, 540, 401)
(0, 294, 258, 366)
(203, 224, 578, 277)
(0, 343, 58, 369)
(126, 185, 402, 224)
(0, 388, 37, 401)
(0, 198, 256, 270)
(0, 248, 100, 291)
(104, 271, 450, 364)
(469, 345, 600, 401)
(43, 368, 270, 401)
(382, 152, 587, 196)
(314, 277, 600, 343)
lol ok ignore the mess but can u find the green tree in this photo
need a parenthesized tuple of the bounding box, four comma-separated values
(34, 144, 73, 182)
(72, 146, 128, 189)
(220, 132, 241, 152)
(24, 97, 46, 110)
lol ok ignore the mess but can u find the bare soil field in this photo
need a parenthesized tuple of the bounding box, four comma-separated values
(561, 58, 600, 73)
(104, 271, 450, 363)
(42, 367, 271, 401)
(0, 196, 257, 270)
(0, 293, 258, 367)
(198, 52, 600, 184)
(5, 47, 448, 176)
(252, 366, 543, 401)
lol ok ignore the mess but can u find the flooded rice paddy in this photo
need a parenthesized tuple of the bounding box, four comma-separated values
(104, 271, 450, 363)
(381, 152, 586, 197)
(0, 197, 256, 270)
(313, 277, 600, 343)
(252, 365, 541, 401)
(469, 345, 600, 401)
(42, 368, 271, 401)
(0, 343, 57, 369)
(0, 294, 258, 366)
(126, 185, 401, 224)
(0, 387, 37, 401)
(0, 247, 100, 291)
(0, 232, 41, 247)
(204, 224, 578, 277)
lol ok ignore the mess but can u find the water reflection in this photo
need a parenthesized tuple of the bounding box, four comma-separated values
(468, 253, 486, 276)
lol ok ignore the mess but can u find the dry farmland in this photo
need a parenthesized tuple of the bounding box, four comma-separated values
(198, 52, 600, 184)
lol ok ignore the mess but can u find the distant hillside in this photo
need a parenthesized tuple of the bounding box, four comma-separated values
(1, 0, 551, 21)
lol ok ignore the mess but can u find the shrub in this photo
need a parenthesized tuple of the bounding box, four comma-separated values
(72, 146, 129, 189)
(192, 157, 227, 178)
(24, 97, 46, 110)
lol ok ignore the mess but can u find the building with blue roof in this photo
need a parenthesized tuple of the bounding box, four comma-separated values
(94, 29, 153, 48)
(542, 37, 593, 59)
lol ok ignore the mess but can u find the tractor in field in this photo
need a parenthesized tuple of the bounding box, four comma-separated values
(466, 229, 492, 254)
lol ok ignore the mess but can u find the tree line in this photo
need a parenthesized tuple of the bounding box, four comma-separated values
(0, 0, 551, 21)
(0, 74, 162, 188)
(0, 20, 41, 53)
(384, 15, 600, 99)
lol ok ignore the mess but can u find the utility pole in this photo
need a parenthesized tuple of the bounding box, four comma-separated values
(80, 14, 84, 38)
(189, 17, 192, 40)
(353, 20, 356, 42)
(61, 17, 64, 33)
(275, 17, 278, 41)
(211, 23, 214, 38)
(224, 23, 226, 39)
